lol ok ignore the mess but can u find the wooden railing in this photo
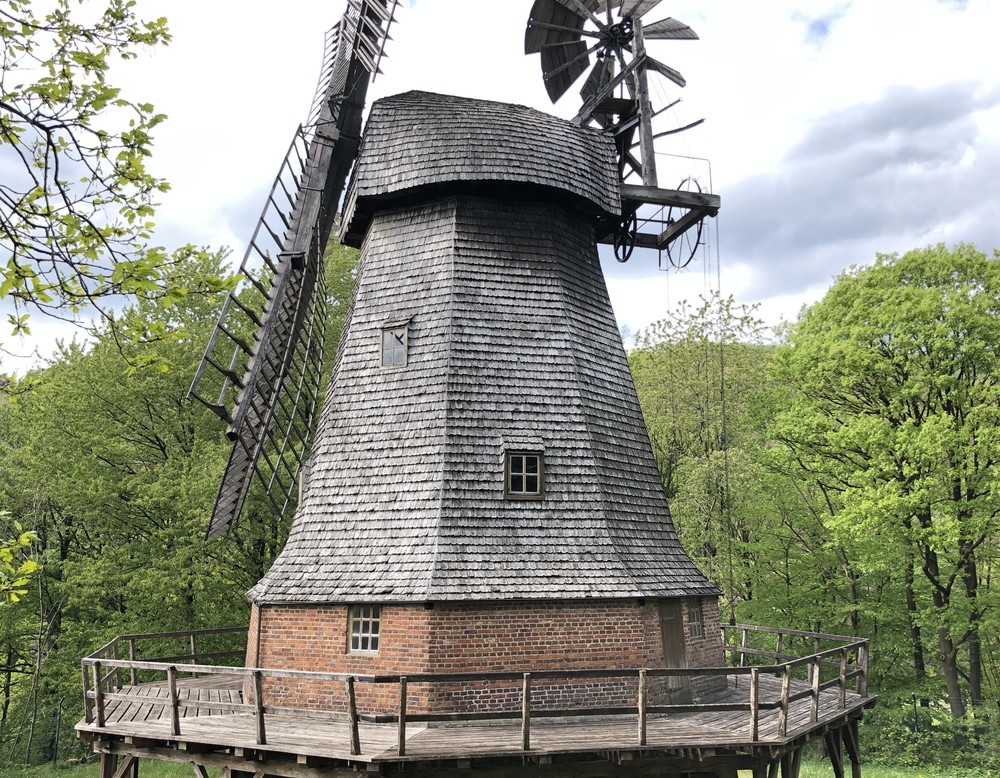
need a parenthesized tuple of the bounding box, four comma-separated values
(81, 624, 870, 755)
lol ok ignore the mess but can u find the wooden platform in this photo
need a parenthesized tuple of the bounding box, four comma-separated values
(79, 673, 869, 772)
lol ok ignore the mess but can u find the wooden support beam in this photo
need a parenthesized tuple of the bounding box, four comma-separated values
(621, 183, 721, 211)
(825, 728, 845, 778)
(397, 676, 407, 756)
(657, 206, 707, 248)
(190, 764, 211, 778)
(637, 669, 647, 746)
(167, 666, 181, 737)
(254, 671, 267, 746)
(843, 720, 863, 778)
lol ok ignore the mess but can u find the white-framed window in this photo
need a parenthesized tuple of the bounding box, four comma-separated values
(505, 452, 543, 499)
(687, 600, 704, 639)
(381, 325, 407, 367)
(349, 604, 381, 652)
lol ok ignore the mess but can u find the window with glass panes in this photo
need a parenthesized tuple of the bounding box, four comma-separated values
(687, 600, 704, 639)
(381, 326, 407, 367)
(348, 604, 381, 652)
(505, 452, 543, 498)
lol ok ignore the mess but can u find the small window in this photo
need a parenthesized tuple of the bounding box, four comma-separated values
(381, 326, 407, 367)
(349, 604, 381, 652)
(687, 601, 704, 639)
(505, 452, 543, 498)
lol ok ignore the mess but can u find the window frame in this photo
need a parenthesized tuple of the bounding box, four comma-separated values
(348, 604, 382, 654)
(504, 451, 544, 500)
(381, 324, 408, 368)
(687, 600, 704, 640)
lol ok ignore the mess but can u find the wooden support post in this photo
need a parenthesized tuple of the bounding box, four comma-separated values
(751, 765, 767, 778)
(190, 633, 199, 678)
(843, 720, 863, 778)
(99, 753, 118, 778)
(94, 661, 106, 728)
(749, 667, 760, 740)
(128, 640, 137, 686)
(167, 665, 181, 737)
(254, 670, 267, 746)
(767, 759, 780, 778)
(779, 752, 792, 778)
(791, 748, 803, 778)
(810, 656, 821, 723)
(521, 673, 532, 752)
(825, 728, 845, 778)
(777, 666, 791, 737)
(633, 20, 658, 188)
(740, 628, 749, 667)
(345, 677, 360, 756)
(397, 676, 407, 756)
(775, 633, 784, 664)
(190, 764, 210, 778)
(82, 663, 93, 724)
(637, 669, 647, 746)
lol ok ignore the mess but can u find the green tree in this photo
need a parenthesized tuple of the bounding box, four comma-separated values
(630, 294, 776, 619)
(769, 244, 1000, 717)
(0, 1, 232, 348)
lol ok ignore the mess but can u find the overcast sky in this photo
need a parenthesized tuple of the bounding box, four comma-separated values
(7, 0, 1000, 367)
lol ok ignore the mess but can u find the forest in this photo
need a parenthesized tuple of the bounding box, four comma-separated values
(0, 242, 997, 772)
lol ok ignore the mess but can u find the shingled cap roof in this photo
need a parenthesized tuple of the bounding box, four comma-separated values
(340, 91, 621, 246)
(250, 93, 718, 604)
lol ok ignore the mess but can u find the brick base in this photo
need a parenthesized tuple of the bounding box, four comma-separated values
(247, 598, 725, 716)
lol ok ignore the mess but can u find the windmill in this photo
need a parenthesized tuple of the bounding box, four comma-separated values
(526, 0, 719, 264)
(190, 0, 718, 541)
(188, 0, 399, 539)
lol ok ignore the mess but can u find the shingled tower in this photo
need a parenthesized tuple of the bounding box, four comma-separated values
(245, 91, 724, 715)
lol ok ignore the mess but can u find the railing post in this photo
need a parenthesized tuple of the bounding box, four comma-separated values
(93, 661, 106, 728)
(810, 657, 821, 723)
(397, 677, 407, 757)
(254, 670, 267, 745)
(82, 663, 93, 725)
(856, 641, 869, 697)
(167, 665, 181, 736)
(521, 673, 531, 752)
(740, 628, 749, 668)
(749, 667, 759, 740)
(775, 632, 784, 664)
(345, 677, 360, 755)
(839, 648, 848, 708)
(128, 640, 137, 686)
(112, 641, 122, 690)
(190, 633, 199, 678)
(777, 665, 791, 737)
(637, 669, 647, 746)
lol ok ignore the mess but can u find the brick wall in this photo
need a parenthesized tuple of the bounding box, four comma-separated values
(249, 597, 725, 715)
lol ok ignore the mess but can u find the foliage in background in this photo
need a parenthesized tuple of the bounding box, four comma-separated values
(0, 241, 358, 766)
(630, 244, 1000, 771)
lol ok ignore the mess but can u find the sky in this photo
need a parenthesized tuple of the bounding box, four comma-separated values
(6, 0, 1000, 367)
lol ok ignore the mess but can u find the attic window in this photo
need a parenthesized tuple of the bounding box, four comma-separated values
(349, 604, 381, 652)
(505, 452, 543, 499)
(687, 601, 704, 640)
(381, 325, 407, 367)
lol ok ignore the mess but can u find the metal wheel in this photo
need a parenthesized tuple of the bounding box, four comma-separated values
(663, 177, 704, 269)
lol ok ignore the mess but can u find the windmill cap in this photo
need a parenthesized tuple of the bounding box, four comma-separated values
(341, 90, 621, 247)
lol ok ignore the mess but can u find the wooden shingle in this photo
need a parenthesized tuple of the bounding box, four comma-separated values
(250, 93, 717, 604)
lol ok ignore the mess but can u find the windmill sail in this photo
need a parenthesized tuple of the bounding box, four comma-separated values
(189, 0, 399, 540)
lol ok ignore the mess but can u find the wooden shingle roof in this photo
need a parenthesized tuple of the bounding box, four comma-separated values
(341, 91, 620, 246)
(249, 93, 717, 604)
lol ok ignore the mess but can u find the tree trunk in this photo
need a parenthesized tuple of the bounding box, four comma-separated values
(901, 528, 926, 679)
(961, 541, 982, 706)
